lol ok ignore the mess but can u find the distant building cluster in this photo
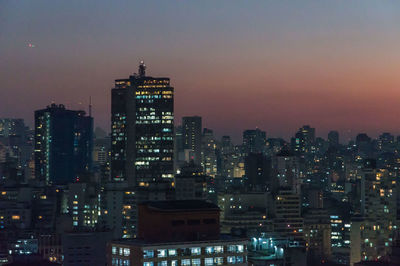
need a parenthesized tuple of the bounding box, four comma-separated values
(1, 63, 400, 265)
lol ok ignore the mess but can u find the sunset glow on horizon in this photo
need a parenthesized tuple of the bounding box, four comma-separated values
(2, 0, 400, 142)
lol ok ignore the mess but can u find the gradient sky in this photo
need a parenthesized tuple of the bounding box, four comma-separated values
(1, 1, 400, 143)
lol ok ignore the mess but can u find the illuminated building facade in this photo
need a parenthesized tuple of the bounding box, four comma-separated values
(291, 125, 315, 155)
(108, 200, 248, 266)
(68, 182, 99, 228)
(359, 168, 397, 261)
(34, 104, 93, 185)
(111, 62, 174, 185)
(273, 189, 304, 244)
(182, 116, 202, 166)
(202, 128, 218, 177)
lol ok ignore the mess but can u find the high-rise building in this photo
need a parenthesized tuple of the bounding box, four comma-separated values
(358, 168, 397, 261)
(0, 119, 27, 139)
(273, 188, 304, 244)
(202, 128, 218, 177)
(111, 62, 174, 185)
(291, 125, 315, 155)
(303, 209, 331, 261)
(328, 131, 339, 147)
(182, 116, 202, 166)
(175, 162, 208, 201)
(67, 182, 99, 228)
(242, 129, 266, 154)
(34, 104, 93, 185)
(108, 200, 248, 266)
(273, 150, 300, 193)
(244, 153, 271, 191)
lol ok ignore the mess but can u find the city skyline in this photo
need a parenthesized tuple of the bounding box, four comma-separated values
(3, 2, 400, 264)
(2, 1, 400, 141)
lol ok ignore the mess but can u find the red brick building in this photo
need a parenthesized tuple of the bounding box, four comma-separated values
(138, 200, 220, 242)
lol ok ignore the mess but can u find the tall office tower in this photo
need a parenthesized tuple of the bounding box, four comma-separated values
(244, 153, 272, 192)
(219, 136, 243, 179)
(202, 128, 218, 177)
(67, 182, 99, 228)
(182, 116, 202, 166)
(328, 131, 339, 147)
(174, 125, 184, 171)
(34, 104, 93, 185)
(273, 188, 304, 245)
(111, 62, 174, 185)
(221, 136, 233, 155)
(355, 168, 397, 261)
(242, 129, 266, 154)
(273, 150, 300, 193)
(291, 125, 315, 155)
(0, 118, 27, 140)
(355, 133, 372, 156)
(174, 162, 208, 201)
(378, 132, 395, 151)
(303, 209, 332, 262)
(0, 118, 32, 182)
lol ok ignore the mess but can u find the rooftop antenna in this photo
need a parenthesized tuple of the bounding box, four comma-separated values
(89, 96, 92, 117)
(139, 60, 146, 77)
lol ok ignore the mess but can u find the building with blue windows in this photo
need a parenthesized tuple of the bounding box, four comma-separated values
(34, 103, 93, 185)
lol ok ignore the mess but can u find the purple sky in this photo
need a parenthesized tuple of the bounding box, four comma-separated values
(1, 1, 400, 142)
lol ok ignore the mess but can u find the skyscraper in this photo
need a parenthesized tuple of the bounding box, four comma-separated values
(202, 128, 218, 177)
(328, 130, 339, 147)
(242, 129, 266, 154)
(291, 125, 315, 155)
(34, 104, 93, 184)
(111, 62, 174, 185)
(182, 116, 202, 166)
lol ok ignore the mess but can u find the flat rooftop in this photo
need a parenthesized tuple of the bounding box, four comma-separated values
(111, 234, 248, 247)
(143, 200, 219, 212)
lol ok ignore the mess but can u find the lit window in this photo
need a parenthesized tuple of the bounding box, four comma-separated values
(157, 249, 167, 258)
(191, 247, 201, 255)
(205, 258, 213, 266)
(214, 257, 224, 265)
(143, 250, 154, 258)
(205, 247, 214, 254)
(112, 246, 117, 255)
(214, 246, 224, 253)
(181, 259, 191, 266)
(168, 249, 177, 256)
(227, 256, 236, 264)
(192, 259, 201, 266)
(124, 248, 130, 256)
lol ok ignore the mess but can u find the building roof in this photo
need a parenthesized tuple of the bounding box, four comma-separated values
(111, 234, 247, 247)
(143, 200, 219, 212)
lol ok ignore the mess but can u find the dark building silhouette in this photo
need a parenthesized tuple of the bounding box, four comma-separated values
(242, 129, 266, 154)
(244, 153, 271, 191)
(182, 116, 202, 166)
(328, 130, 339, 147)
(137, 200, 220, 242)
(34, 104, 93, 184)
(110, 62, 174, 185)
(291, 125, 315, 155)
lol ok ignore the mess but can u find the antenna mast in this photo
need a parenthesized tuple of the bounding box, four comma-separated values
(89, 96, 92, 117)
(139, 60, 146, 77)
